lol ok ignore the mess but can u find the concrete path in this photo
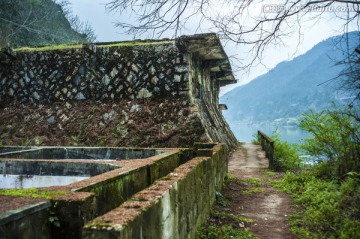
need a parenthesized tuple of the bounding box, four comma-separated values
(228, 143, 294, 239)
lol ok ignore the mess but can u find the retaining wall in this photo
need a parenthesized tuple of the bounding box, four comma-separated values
(0, 34, 237, 149)
(0, 42, 188, 105)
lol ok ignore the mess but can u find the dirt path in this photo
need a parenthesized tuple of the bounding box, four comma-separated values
(226, 143, 294, 239)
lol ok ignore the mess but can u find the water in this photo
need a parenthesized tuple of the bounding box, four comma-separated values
(105, 148, 111, 160)
(228, 121, 310, 144)
(0, 174, 89, 189)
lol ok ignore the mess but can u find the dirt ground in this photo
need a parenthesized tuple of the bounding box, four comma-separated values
(218, 142, 294, 239)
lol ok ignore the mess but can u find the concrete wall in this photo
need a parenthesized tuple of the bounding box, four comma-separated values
(50, 150, 190, 239)
(0, 202, 51, 239)
(82, 144, 228, 239)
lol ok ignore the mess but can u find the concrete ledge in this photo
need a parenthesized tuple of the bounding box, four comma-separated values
(0, 201, 50, 225)
(0, 201, 51, 239)
(82, 144, 227, 239)
(49, 150, 192, 239)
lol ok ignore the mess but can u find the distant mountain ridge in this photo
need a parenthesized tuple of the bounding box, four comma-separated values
(221, 32, 360, 125)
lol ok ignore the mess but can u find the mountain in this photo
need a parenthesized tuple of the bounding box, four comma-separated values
(0, 0, 93, 48)
(221, 32, 360, 125)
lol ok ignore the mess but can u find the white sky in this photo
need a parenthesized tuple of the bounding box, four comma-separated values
(67, 0, 358, 95)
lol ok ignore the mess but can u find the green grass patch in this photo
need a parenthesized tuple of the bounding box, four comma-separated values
(0, 188, 68, 199)
(211, 210, 253, 224)
(261, 169, 277, 177)
(196, 225, 255, 239)
(236, 178, 265, 195)
(241, 178, 262, 186)
(242, 187, 265, 195)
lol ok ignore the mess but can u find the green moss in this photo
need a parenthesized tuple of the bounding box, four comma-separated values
(15, 40, 174, 52)
(0, 188, 68, 199)
(15, 43, 83, 52)
(102, 40, 173, 48)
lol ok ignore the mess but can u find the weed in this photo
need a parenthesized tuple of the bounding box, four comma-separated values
(215, 191, 229, 207)
(49, 202, 61, 228)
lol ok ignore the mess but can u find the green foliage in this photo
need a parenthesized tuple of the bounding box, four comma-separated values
(269, 105, 360, 238)
(49, 202, 61, 228)
(251, 133, 260, 145)
(299, 105, 360, 178)
(215, 191, 229, 207)
(275, 170, 360, 239)
(271, 131, 302, 171)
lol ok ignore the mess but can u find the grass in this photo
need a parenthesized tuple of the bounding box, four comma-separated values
(235, 178, 265, 195)
(196, 209, 256, 239)
(211, 209, 254, 224)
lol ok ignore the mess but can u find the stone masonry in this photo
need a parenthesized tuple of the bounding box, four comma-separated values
(0, 33, 238, 149)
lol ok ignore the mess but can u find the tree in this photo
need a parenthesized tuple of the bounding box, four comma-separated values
(0, 0, 96, 47)
(106, 0, 360, 68)
(336, 46, 360, 101)
(299, 105, 360, 178)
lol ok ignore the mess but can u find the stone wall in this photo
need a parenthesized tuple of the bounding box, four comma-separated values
(0, 34, 237, 149)
(0, 42, 188, 105)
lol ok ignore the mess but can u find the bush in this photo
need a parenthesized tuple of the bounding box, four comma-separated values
(299, 105, 360, 178)
(275, 170, 360, 239)
(271, 131, 302, 171)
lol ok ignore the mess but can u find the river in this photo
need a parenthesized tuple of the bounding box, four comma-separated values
(227, 121, 310, 144)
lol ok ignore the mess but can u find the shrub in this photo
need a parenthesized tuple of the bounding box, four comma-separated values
(275, 170, 360, 239)
(271, 131, 302, 171)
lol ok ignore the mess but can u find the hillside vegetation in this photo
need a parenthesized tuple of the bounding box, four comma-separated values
(221, 32, 360, 125)
(0, 0, 94, 48)
(266, 103, 360, 238)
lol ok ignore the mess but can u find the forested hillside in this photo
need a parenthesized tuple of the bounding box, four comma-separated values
(0, 0, 94, 48)
(221, 32, 360, 125)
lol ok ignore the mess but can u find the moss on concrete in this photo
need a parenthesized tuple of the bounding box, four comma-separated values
(0, 188, 68, 199)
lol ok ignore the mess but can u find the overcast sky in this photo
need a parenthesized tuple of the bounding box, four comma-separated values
(68, 0, 358, 95)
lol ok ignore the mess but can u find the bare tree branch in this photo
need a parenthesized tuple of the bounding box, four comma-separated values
(107, 0, 360, 67)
